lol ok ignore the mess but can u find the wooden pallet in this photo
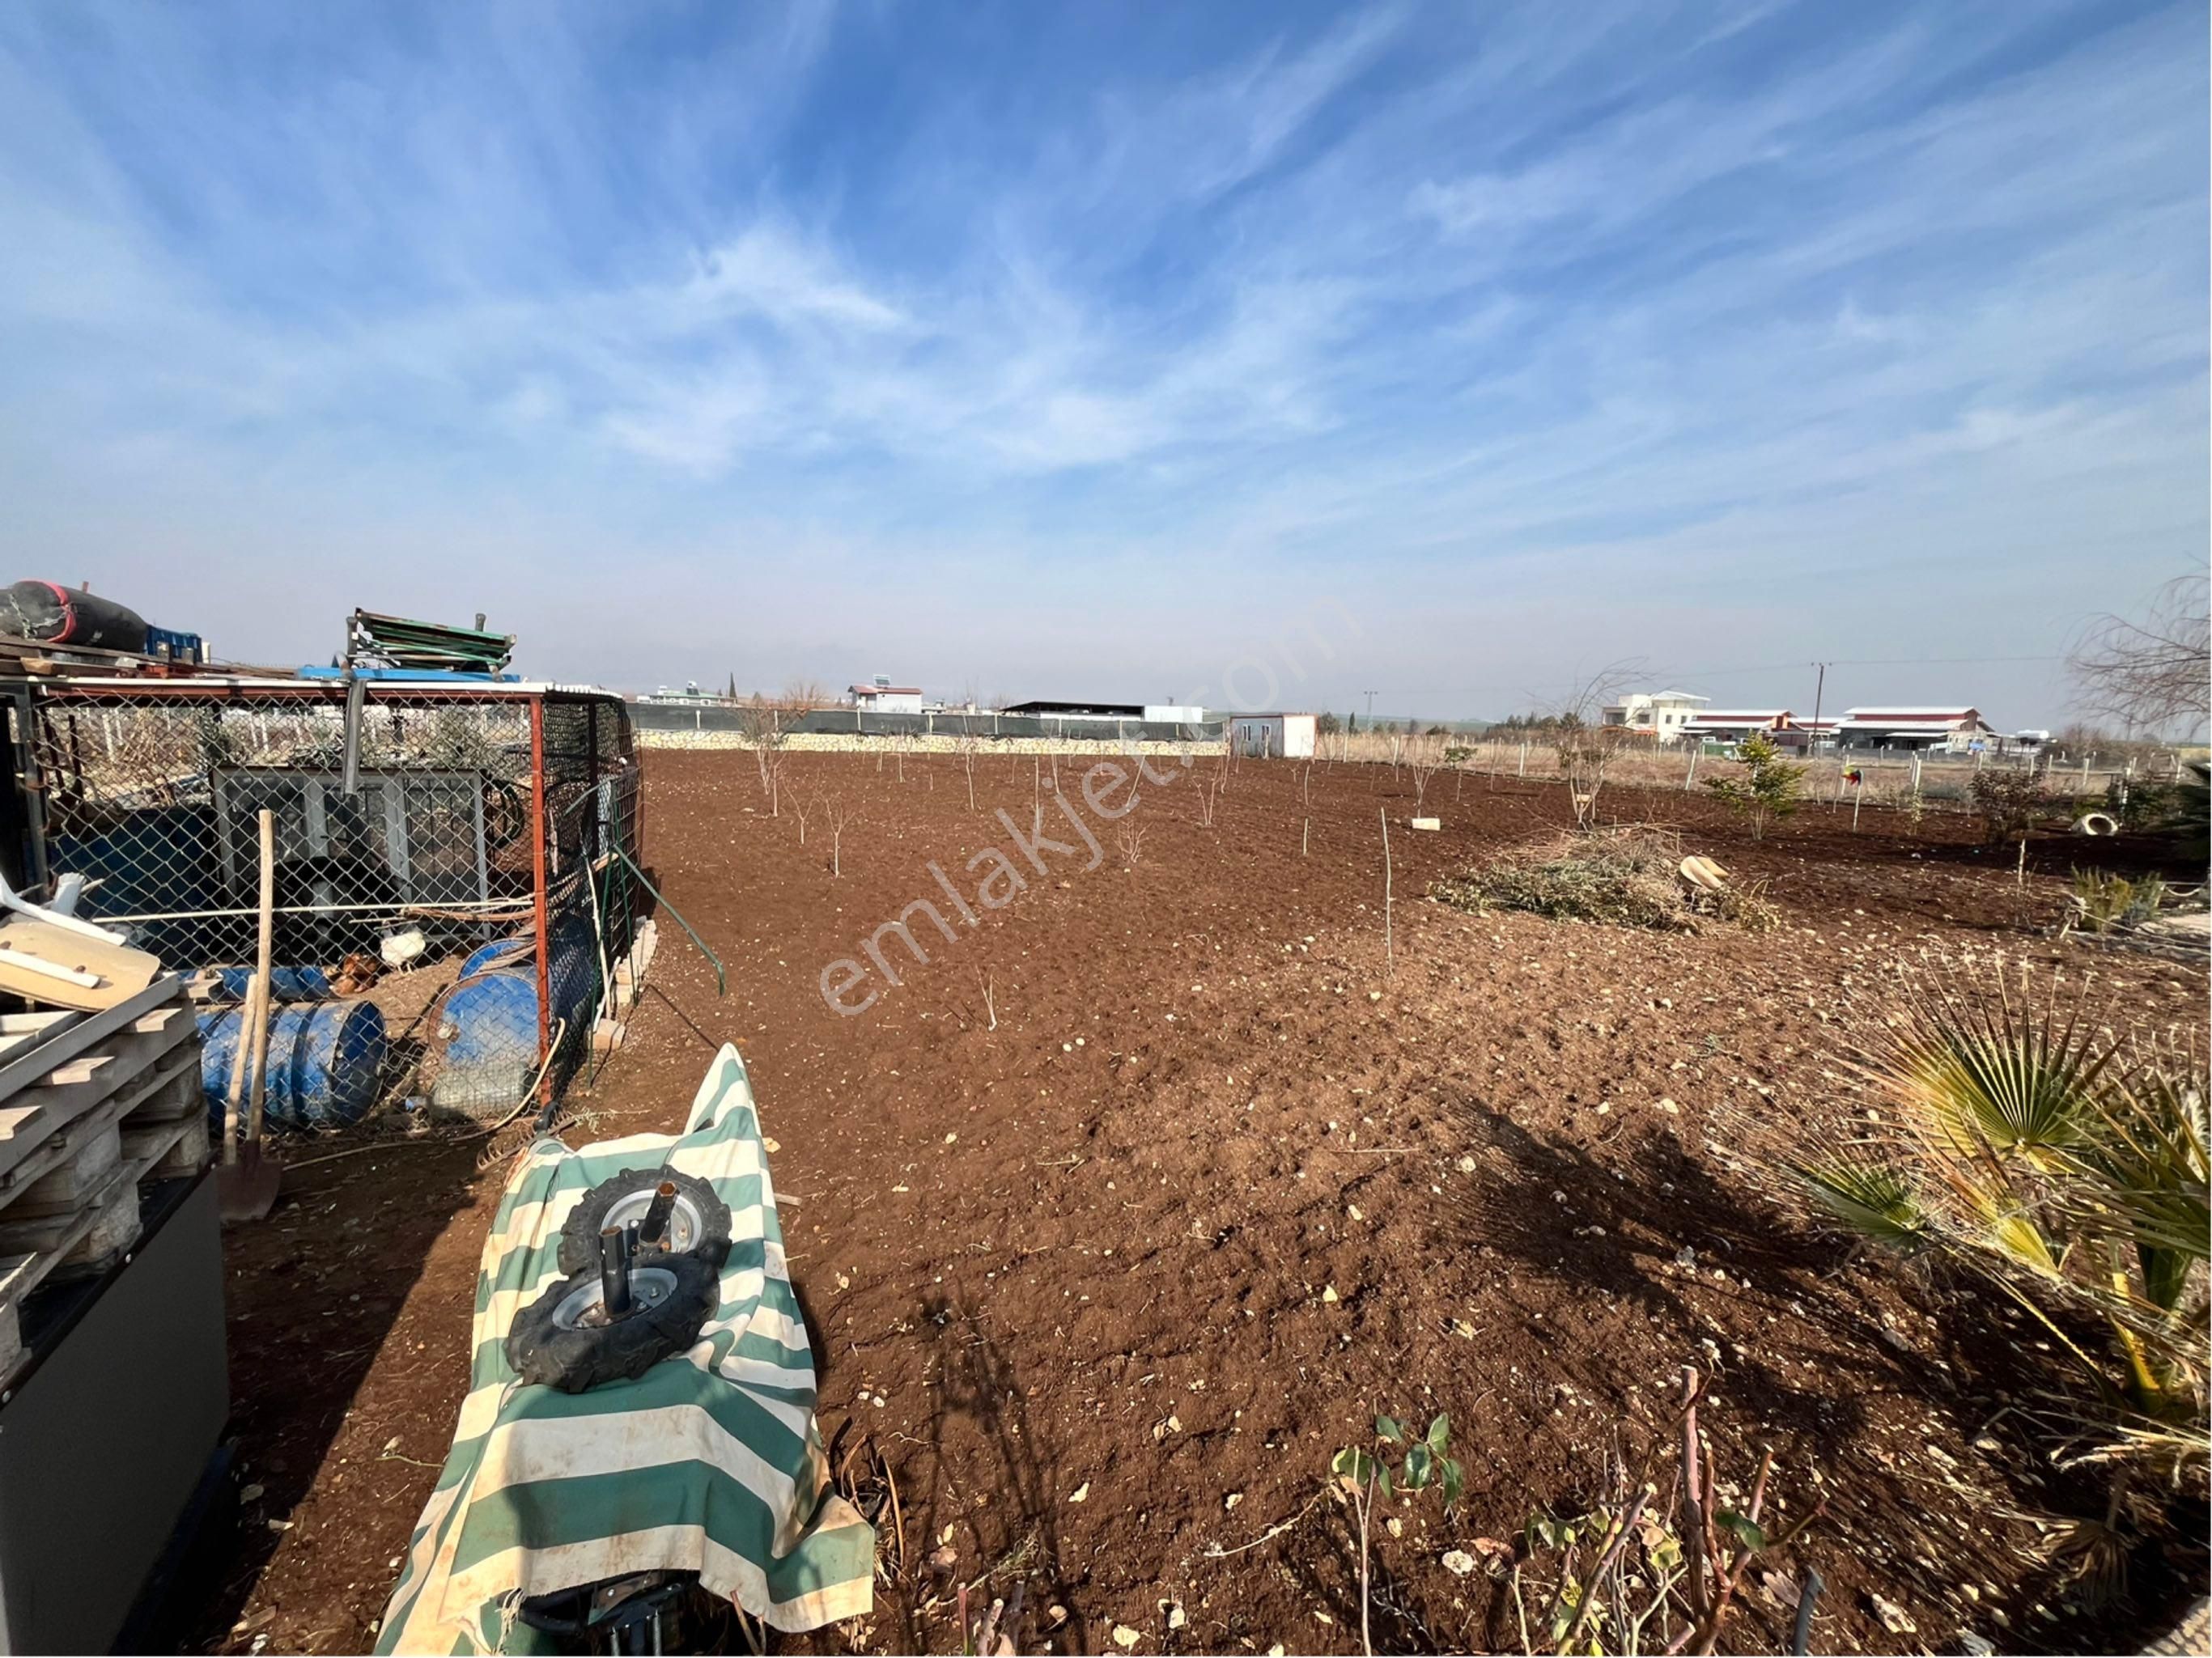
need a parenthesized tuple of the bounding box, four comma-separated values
(0, 977, 206, 1387)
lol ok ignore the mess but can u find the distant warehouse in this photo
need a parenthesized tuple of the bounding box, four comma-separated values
(1002, 698, 1207, 724)
(1677, 706, 2001, 754)
(1830, 706, 1995, 752)
(630, 686, 1226, 751)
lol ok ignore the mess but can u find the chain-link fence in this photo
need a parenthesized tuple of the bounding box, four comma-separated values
(10, 681, 642, 1131)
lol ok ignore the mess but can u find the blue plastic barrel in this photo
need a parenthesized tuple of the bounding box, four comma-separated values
(460, 937, 533, 978)
(430, 970, 539, 1113)
(198, 999, 388, 1130)
(210, 965, 334, 1003)
(430, 924, 601, 1113)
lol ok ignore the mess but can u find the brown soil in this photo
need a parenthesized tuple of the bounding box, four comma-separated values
(191, 750, 2209, 1656)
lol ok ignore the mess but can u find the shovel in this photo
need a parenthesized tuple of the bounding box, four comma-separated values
(219, 809, 282, 1222)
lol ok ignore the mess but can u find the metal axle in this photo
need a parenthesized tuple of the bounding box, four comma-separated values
(639, 1180, 677, 1249)
(599, 1223, 635, 1317)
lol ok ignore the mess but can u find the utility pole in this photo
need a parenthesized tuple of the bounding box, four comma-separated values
(1809, 661, 1829, 755)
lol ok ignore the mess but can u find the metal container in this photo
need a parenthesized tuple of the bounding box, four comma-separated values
(196, 998, 388, 1130)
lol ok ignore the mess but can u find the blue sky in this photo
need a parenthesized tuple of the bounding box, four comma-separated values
(1, 1, 2203, 726)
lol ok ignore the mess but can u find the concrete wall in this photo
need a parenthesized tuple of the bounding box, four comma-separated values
(635, 728, 1225, 756)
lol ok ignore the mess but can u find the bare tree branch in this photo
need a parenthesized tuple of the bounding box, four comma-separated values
(2069, 576, 2210, 736)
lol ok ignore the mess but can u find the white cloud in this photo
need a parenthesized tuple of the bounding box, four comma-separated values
(0, 2, 2199, 724)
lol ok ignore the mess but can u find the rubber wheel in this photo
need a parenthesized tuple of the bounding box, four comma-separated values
(557, 1166, 732, 1274)
(504, 1251, 721, 1393)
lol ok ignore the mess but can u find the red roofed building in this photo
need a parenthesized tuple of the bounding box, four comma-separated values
(1832, 706, 1993, 753)
(1678, 710, 1794, 746)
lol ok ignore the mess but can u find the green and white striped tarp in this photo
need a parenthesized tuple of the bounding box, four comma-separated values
(376, 1045, 875, 1654)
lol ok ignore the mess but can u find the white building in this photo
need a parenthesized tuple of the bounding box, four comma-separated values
(1229, 713, 1317, 758)
(1601, 690, 1709, 745)
(1678, 710, 1794, 748)
(849, 676, 925, 714)
(1832, 706, 1994, 753)
(1001, 699, 1210, 726)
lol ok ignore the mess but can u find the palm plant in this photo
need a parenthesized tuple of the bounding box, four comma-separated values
(1788, 967, 2207, 1475)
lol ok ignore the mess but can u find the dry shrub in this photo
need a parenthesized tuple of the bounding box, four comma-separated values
(1429, 826, 1779, 933)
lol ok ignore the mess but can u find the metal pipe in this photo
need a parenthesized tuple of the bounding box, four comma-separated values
(342, 671, 366, 796)
(86, 897, 532, 924)
(639, 1180, 677, 1249)
(599, 1224, 634, 1317)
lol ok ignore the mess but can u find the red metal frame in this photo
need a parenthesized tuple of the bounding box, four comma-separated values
(528, 693, 552, 1103)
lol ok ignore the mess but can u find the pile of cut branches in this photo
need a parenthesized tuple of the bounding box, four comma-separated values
(1430, 827, 1778, 933)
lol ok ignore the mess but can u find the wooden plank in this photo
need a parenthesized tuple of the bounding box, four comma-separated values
(0, 1170, 138, 1279)
(121, 1051, 207, 1125)
(0, 1256, 25, 1384)
(115, 1039, 202, 1115)
(121, 1113, 204, 1180)
(0, 913, 164, 1011)
(0, 1011, 77, 1034)
(0, 1058, 116, 1160)
(10, 1123, 120, 1217)
(70, 1189, 142, 1269)
(0, 1167, 127, 1257)
(0, 1046, 202, 1209)
(0, 975, 180, 1105)
(0, 1004, 197, 1184)
(0, 1123, 202, 1384)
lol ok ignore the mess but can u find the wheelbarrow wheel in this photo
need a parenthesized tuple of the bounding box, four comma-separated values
(557, 1166, 732, 1274)
(504, 1251, 721, 1393)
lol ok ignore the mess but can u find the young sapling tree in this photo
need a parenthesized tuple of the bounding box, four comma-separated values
(1332, 1412, 1463, 1658)
(1704, 733, 1804, 842)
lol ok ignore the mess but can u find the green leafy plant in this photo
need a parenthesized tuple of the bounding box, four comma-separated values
(2105, 776, 2178, 831)
(2073, 868, 2138, 934)
(1332, 1411, 1463, 1656)
(2176, 760, 2211, 845)
(1970, 765, 2049, 845)
(1785, 968, 2208, 1485)
(1701, 734, 1803, 842)
(2089, 761, 2212, 850)
(1508, 1368, 1822, 1656)
(2072, 869, 2167, 934)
